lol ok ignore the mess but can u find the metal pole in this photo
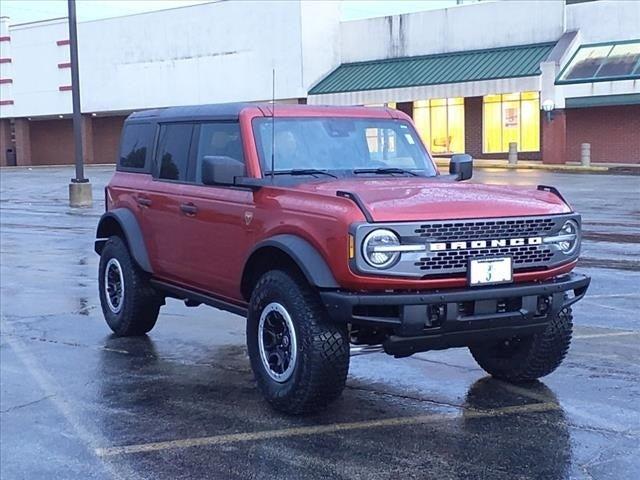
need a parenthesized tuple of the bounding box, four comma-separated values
(68, 0, 86, 183)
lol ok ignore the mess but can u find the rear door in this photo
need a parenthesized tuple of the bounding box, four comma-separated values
(142, 122, 196, 283)
(179, 121, 255, 301)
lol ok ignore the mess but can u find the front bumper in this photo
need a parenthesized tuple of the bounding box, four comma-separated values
(320, 273, 590, 357)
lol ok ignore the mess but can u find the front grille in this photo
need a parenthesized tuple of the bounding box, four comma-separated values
(414, 218, 556, 272)
(415, 245, 554, 271)
(414, 218, 555, 241)
(354, 214, 578, 279)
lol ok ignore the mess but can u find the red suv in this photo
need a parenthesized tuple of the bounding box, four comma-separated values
(96, 104, 590, 414)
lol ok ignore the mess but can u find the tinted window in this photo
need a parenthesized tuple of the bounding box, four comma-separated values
(195, 123, 245, 183)
(119, 123, 153, 170)
(156, 124, 193, 181)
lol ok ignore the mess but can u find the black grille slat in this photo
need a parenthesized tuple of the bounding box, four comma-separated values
(415, 246, 554, 271)
(415, 218, 554, 241)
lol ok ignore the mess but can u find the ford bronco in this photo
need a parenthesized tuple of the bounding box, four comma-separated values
(95, 103, 590, 414)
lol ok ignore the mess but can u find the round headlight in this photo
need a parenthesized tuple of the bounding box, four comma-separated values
(558, 219, 579, 254)
(362, 229, 400, 269)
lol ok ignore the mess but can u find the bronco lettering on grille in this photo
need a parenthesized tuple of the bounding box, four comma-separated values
(429, 237, 543, 252)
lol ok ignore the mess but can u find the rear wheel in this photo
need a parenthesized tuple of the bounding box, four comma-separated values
(246, 270, 350, 415)
(98, 236, 161, 336)
(469, 307, 573, 382)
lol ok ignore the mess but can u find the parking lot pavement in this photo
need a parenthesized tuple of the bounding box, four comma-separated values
(1, 165, 639, 480)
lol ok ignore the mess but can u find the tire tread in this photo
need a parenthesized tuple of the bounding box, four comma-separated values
(470, 307, 573, 383)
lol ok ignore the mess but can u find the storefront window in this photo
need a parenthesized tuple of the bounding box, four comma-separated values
(482, 92, 540, 153)
(413, 98, 465, 154)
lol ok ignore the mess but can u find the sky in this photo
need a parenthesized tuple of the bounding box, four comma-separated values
(0, 0, 468, 24)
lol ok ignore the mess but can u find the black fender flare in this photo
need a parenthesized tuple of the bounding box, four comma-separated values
(94, 208, 153, 273)
(244, 234, 339, 290)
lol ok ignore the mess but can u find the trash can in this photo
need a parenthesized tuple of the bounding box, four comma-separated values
(5, 148, 17, 167)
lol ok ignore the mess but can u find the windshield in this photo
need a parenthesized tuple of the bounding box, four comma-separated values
(253, 117, 437, 177)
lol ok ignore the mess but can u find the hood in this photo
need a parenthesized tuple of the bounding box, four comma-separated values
(293, 178, 571, 222)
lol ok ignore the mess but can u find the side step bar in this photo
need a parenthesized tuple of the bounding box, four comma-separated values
(150, 279, 248, 317)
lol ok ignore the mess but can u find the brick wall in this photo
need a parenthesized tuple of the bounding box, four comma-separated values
(92, 116, 125, 164)
(30, 119, 74, 165)
(19, 115, 125, 166)
(566, 104, 640, 164)
(463, 96, 541, 161)
(0, 119, 12, 166)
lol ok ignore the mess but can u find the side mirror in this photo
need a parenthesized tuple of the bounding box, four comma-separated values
(201, 156, 246, 185)
(449, 154, 473, 181)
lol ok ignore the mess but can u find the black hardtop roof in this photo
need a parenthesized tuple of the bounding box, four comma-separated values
(124, 103, 389, 124)
(126, 102, 257, 122)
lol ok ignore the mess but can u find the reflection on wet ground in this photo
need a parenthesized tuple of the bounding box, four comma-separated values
(1, 166, 639, 479)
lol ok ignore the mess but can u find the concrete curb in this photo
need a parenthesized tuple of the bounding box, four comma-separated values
(434, 160, 639, 174)
(0, 163, 116, 170)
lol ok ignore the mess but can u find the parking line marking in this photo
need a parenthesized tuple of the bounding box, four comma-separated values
(95, 402, 559, 457)
(0, 317, 138, 479)
(574, 331, 639, 339)
(583, 293, 640, 299)
(580, 301, 638, 314)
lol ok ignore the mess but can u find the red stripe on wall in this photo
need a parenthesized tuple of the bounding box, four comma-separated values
(58, 62, 71, 69)
(59, 85, 72, 91)
(0, 58, 11, 64)
(0, 79, 13, 84)
(56, 39, 70, 46)
(0, 36, 10, 42)
(0, 100, 14, 105)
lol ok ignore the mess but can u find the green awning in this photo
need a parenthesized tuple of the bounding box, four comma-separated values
(565, 93, 640, 108)
(309, 42, 556, 95)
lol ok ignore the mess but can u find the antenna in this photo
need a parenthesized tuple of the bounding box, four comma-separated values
(270, 68, 276, 182)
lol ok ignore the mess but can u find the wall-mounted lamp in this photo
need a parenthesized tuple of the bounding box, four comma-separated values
(542, 99, 555, 122)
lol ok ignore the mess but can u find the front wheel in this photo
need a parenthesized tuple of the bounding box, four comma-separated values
(246, 270, 350, 415)
(469, 307, 573, 383)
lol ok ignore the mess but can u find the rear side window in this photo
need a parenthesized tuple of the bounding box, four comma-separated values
(155, 124, 194, 181)
(119, 123, 153, 170)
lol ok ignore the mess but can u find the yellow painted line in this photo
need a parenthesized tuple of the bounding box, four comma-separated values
(574, 331, 639, 340)
(496, 381, 555, 403)
(95, 401, 559, 457)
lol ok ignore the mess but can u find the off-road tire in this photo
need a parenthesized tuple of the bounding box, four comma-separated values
(469, 307, 573, 383)
(98, 236, 161, 336)
(246, 270, 350, 415)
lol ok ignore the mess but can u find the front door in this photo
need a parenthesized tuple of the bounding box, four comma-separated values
(179, 122, 255, 301)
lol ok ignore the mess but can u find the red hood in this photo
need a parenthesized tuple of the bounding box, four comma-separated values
(293, 178, 571, 222)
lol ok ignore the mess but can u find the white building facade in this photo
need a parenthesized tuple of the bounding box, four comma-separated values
(0, 0, 638, 166)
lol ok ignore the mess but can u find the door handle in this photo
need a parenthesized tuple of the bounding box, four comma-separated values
(137, 197, 152, 207)
(180, 202, 198, 216)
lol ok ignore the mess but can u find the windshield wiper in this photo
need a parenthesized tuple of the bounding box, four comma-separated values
(267, 169, 337, 178)
(353, 167, 419, 177)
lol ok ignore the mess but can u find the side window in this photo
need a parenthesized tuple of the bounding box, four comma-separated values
(155, 123, 193, 181)
(195, 122, 245, 184)
(119, 123, 153, 170)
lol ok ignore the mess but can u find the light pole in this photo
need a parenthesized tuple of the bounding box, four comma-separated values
(67, 0, 92, 207)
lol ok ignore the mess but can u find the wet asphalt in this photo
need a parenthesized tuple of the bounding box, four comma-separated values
(1, 166, 639, 480)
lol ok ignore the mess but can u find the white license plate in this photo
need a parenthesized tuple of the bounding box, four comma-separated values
(469, 257, 513, 286)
